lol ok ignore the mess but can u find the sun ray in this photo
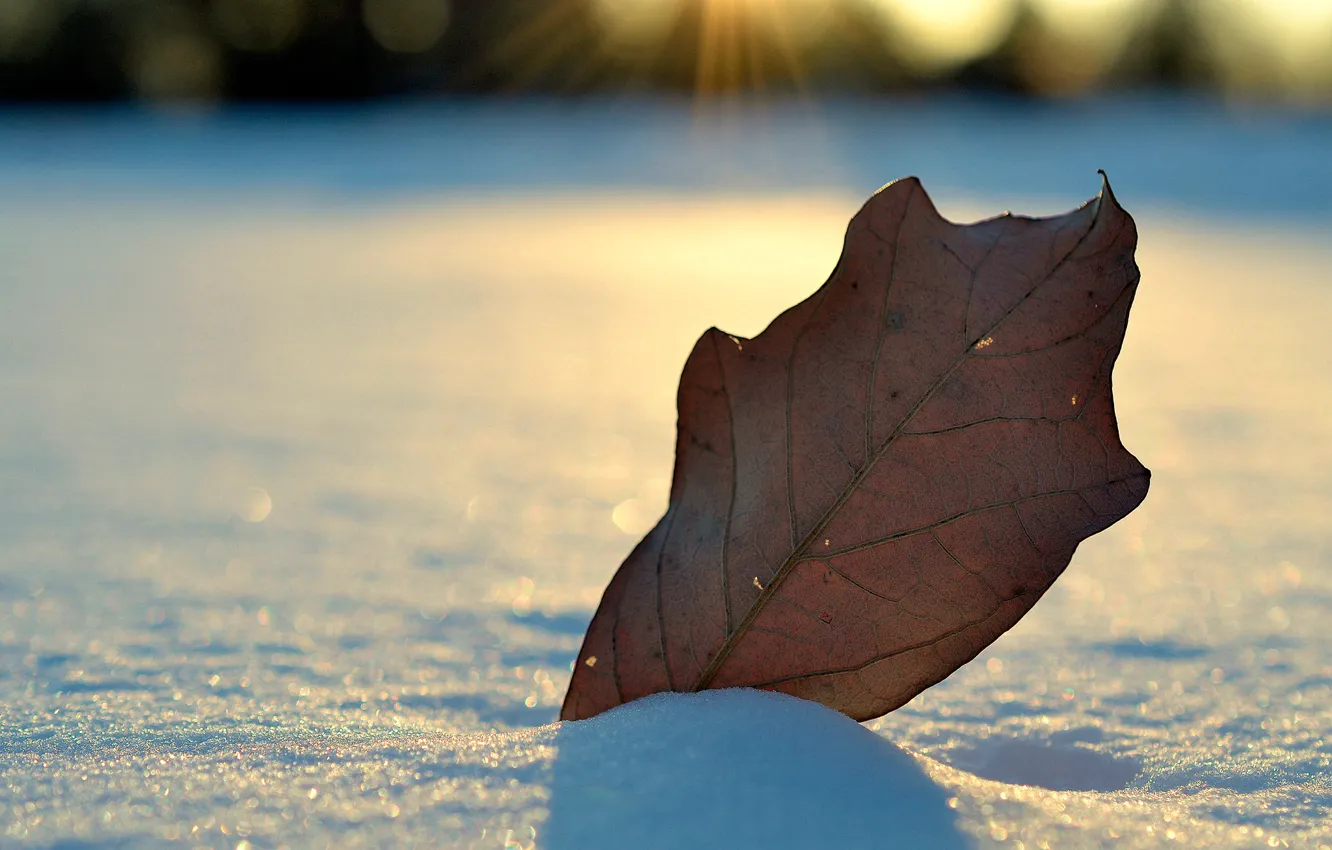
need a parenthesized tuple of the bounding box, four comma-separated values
(759, 1, 816, 97)
(593, 0, 685, 86)
(489, 0, 604, 92)
(693, 0, 822, 96)
(696, 0, 739, 95)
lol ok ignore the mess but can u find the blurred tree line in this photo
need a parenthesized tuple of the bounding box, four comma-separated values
(0, 0, 1326, 103)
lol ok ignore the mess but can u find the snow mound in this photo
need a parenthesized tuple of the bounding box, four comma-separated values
(544, 689, 964, 849)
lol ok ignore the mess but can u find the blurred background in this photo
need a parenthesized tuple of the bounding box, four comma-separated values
(0, 0, 1330, 103)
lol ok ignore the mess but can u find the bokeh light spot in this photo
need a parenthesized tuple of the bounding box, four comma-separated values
(211, 0, 307, 53)
(363, 0, 451, 54)
(128, 27, 225, 101)
(611, 477, 669, 536)
(1020, 0, 1151, 94)
(611, 498, 653, 536)
(1239, 0, 1332, 96)
(592, 0, 681, 51)
(867, 0, 1019, 74)
(239, 486, 273, 523)
(0, 0, 65, 60)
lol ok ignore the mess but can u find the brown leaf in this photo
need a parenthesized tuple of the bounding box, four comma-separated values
(562, 174, 1149, 722)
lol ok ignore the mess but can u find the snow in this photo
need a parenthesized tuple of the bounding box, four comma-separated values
(544, 690, 963, 849)
(1, 99, 1331, 848)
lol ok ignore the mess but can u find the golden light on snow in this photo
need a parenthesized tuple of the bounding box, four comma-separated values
(238, 486, 273, 522)
(6, 133, 1332, 840)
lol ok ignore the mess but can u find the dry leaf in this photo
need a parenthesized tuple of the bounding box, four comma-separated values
(562, 174, 1149, 722)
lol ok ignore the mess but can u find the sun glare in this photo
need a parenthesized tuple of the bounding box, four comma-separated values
(590, 0, 838, 92)
(563, 0, 1330, 98)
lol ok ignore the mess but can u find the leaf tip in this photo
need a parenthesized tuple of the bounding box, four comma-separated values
(1096, 169, 1123, 213)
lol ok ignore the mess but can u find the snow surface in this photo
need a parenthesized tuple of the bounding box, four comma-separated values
(1, 100, 1331, 848)
(544, 689, 965, 848)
